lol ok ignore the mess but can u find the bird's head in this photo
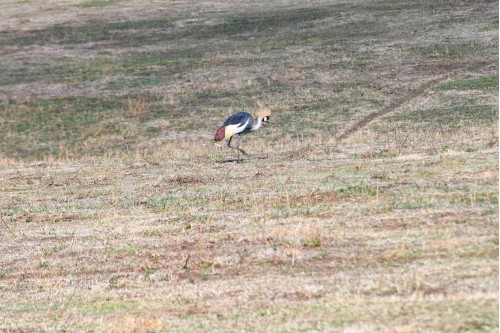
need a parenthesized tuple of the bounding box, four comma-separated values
(256, 106, 271, 125)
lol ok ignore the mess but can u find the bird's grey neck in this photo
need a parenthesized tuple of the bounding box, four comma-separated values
(250, 117, 263, 131)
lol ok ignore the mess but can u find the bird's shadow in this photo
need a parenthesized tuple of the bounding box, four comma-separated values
(216, 155, 269, 163)
(216, 158, 244, 164)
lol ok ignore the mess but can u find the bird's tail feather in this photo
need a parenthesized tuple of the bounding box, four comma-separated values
(214, 125, 226, 141)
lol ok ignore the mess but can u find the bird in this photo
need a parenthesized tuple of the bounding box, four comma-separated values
(214, 107, 271, 162)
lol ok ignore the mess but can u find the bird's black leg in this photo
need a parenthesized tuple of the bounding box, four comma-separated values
(226, 136, 242, 161)
(237, 136, 248, 156)
(226, 135, 248, 162)
(227, 136, 239, 152)
(237, 137, 241, 162)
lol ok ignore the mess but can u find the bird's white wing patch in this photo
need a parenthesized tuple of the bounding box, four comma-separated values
(225, 119, 249, 140)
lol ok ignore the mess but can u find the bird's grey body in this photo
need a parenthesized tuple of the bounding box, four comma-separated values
(223, 112, 255, 136)
(215, 111, 270, 162)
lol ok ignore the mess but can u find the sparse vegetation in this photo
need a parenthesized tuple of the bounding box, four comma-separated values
(439, 75, 499, 91)
(0, 0, 497, 332)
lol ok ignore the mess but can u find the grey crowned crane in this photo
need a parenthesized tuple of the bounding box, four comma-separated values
(214, 107, 271, 162)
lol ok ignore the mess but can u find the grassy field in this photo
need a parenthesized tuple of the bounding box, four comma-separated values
(0, 0, 498, 332)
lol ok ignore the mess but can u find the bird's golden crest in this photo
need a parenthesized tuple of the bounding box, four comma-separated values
(256, 107, 271, 118)
(255, 100, 271, 118)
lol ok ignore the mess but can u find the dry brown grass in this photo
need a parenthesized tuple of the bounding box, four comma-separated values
(0, 0, 498, 332)
(0, 130, 497, 331)
(125, 95, 149, 120)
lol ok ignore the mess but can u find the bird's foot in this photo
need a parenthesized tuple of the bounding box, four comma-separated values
(239, 149, 248, 156)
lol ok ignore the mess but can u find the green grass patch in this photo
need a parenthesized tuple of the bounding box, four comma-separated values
(438, 75, 499, 91)
(0, 15, 187, 46)
(85, 300, 138, 314)
(0, 50, 203, 86)
(192, 7, 338, 38)
(107, 77, 168, 90)
(0, 5, 339, 47)
(408, 43, 495, 60)
(333, 182, 378, 197)
(482, 21, 499, 31)
(386, 105, 498, 128)
(76, 0, 119, 7)
(0, 96, 134, 159)
(0, 60, 123, 86)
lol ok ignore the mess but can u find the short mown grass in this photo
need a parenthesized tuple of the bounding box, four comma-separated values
(75, 0, 119, 8)
(386, 105, 498, 127)
(0, 0, 498, 332)
(439, 75, 499, 91)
